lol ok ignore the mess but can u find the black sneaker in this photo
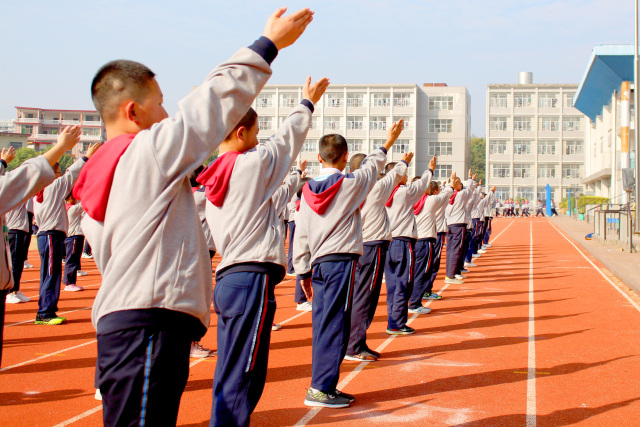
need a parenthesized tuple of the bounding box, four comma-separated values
(386, 326, 415, 335)
(304, 388, 351, 408)
(364, 347, 380, 358)
(334, 389, 355, 403)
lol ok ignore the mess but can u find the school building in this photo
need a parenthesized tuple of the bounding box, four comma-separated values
(10, 106, 106, 155)
(252, 83, 471, 178)
(485, 73, 587, 203)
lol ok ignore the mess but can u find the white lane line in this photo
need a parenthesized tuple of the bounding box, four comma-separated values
(5, 306, 93, 327)
(526, 221, 536, 427)
(17, 269, 101, 286)
(0, 340, 96, 373)
(52, 405, 102, 427)
(547, 221, 640, 312)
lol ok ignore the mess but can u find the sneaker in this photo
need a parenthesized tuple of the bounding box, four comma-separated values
(344, 351, 377, 362)
(477, 249, 487, 254)
(94, 389, 102, 401)
(464, 262, 477, 268)
(304, 388, 351, 408)
(23, 261, 34, 269)
(6, 292, 23, 304)
(296, 301, 312, 311)
(386, 326, 415, 335)
(408, 306, 432, 314)
(16, 291, 31, 302)
(35, 315, 66, 325)
(77, 270, 88, 276)
(271, 323, 281, 331)
(81, 253, 93, 259)
(190, 341, 212, 358)
(484, 244, 493, 248)
(472, 253, 481, 258)
(334, 389, 355, 403)
(422, 292, 442, 300)
(364, 347, 380, 358)
(461, 269, 470, 273)
(444, 277, 464, 284)
(455, 274, 467, 280)
(63, 284, 84, 292)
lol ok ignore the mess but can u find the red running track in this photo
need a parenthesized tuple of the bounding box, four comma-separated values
(1, 217, 639, 426)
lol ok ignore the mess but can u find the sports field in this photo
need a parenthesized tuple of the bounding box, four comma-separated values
(1, 217, 639, 426)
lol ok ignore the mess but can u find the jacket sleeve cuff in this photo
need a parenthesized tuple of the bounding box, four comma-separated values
(428, 168, 434, 174)
(299, 271, 312, 280)
(400, 160, 408, 166)
(296, 169, 303, 175)
(0, 160, 6, 168)
(248, 36, 278, 65)
(300, 99, 315, 113)
(379, 147, 388, 155)
(82, 156, 89, 162)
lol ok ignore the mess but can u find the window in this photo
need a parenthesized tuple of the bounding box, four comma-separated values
(429, 96, 454, 110)
(370, 139, 386, 151)
(538, 164, 556, 178)
(325, 93, 343, 108)
(324, 116, 341, 130)
(513, 140, 532, 155)
(539, 116, 560, 132)
(564, 140, 584, 155)
(489, 117, 508, 131)
(21, 125, 33, 134)
(538, 140, 556, 155)
(82, 128, 100, 136)
(513, 164, 532, 178)
(490, 140, 508, 154)
(393, 93, 411, 107)
(516, 187, 534, 200)
(492, 163, 511, 178)
(563, 164, 582, 179)
(82, 142, 91, 152)
(257, 94, 272, 108)
(346, 116, 364, 130)
(258, 116, 273, 130)
(348, 139, 364, 152)
(301, 139, 317, 152)
(537, 187, 551, 203)
(10, 142, 22, 150)
(370, 117, 387, 131)
(393, 116, 410, 129)
(514, 93, 533, 108)
(429, 119, 452, 133)
(428, 141, 453, 156)
(84, 115, 94, 121)
(347, 93, 364, 107)
(539, 93, 559, 108)
(307, 161, 321, 176)
(565, 92, 575, 108)
(513, 117, 532, 131)
(496, 187, 510, 200)
(281, 93, 297, 107)
(489, 93, 508, 108)
(372, 93, 390, 107)
(434, 164, 452, 180)
(392, 139, 410, 154)
(563, 117, 581, 131)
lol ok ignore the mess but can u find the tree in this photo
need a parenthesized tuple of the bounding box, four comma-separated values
(469, 135, 486, 182)
(7, 147, 38, 171)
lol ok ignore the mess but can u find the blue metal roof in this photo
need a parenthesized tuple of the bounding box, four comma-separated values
(574, 45, 635, 121)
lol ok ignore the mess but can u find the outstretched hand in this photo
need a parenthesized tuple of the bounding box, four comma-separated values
(298, 159, 307, 172)
(303, 76, 330, 104)
(263, 7, 314, 50)
(428, 155, 437, 171)
(491, 185, 496, 192)
(472, 173, 478, 181)
(85, 142, 101, 158)
(451, 171, 457, 182)
(401, 152, 414, 164)
(1, 146, 16, 164)
(58, 125, 82, 152)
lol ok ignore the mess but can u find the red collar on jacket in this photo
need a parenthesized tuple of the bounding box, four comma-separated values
(413, 194, 428, 215)
(196, 151, 241, 208)
(385, 185, 400, 208)
(301, 176, 344, 215)
(449, 190, 459, 205)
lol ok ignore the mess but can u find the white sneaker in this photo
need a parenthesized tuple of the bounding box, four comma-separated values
(408, 306, 432, 314)
(296, 302, 313, 311)
(477, 249, 487, 254)
(455, 274, 467, 280)
(77, 270, 88, 276)
(464, 262, 477, 268)
(23, 261, 34, 269)
(6, 292, 23, 304)
(444, 277, 464, 284)
(272, 323, 282, 331)
(94, 388, 102, 401)
(16, 291, 31, 302)
(81, 253, 93, 259)
(190, 341, 212, 358)
(484, 244, 493, 248)
(63, 284, 84, 292)
(472, 253, 481, 258)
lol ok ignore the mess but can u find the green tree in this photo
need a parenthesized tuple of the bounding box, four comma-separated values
(7, 147, 38, 171)
(469, 135, 486, 182)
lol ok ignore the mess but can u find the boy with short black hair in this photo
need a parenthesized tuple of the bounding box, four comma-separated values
(72, 9, 315, 427)
(294, 130, 397, 408)
(62, 194, 86, 292)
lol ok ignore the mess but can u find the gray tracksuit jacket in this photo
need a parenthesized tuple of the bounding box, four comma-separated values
(82, 43, 274, 331)
(386, 168, 433, 239)
(361, 161, 407, 243)
(0, 156, 56, 290)
(445, 178, 477, 226)
(193, 189, 216, 252)
(484, 191, 496, 218)
(416, 186, 453, 240)
(206, 102, 312, 277)
(7, 203, 29, 233)
(67, 203, 84, 237)
(293, 148, 387, 275)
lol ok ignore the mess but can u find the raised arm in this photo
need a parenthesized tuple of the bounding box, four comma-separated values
(405, 156, 437, 203)
(0, 156, 56, 216)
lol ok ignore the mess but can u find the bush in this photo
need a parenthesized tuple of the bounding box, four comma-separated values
(577, 196, 610, 214)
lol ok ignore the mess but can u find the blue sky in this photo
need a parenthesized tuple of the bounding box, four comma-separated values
(0, 0, 633, 136)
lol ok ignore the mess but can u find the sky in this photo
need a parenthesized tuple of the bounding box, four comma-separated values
(0, 0, 634, 136)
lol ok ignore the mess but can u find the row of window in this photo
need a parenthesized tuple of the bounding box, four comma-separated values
(490, 116, 582, 132)
(294, 139, 454, 156)
(256, 92, 414, 109)
(494, 186, 577, 201)
(490, 92, 575, 109)
(491, 163, 582, 179)
(258, 116, 454, 133)
(489, 139, 584, 156)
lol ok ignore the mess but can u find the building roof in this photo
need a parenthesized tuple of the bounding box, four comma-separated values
(15, 106, 98, 113)
(574, 45, 635, 121)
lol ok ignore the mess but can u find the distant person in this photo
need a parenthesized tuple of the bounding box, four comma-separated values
(550, 199, 558, 216)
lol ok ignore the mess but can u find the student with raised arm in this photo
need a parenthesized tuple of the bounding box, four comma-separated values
(72, 8, 315, 427)
(345, 122, 409, 362)
(444, 170, 477, 284)
(481, 186, 496, 249)
(0, 131, 82, 367)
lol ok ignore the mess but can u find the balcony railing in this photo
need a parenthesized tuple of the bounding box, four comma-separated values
(17, 117, 41, 123)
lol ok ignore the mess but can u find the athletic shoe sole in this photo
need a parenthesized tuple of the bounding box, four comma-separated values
(35, 317, 66, 325)
(303, 399, 350, 408)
